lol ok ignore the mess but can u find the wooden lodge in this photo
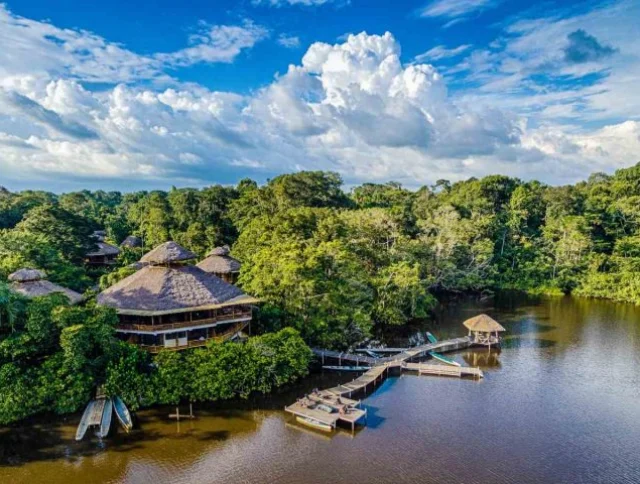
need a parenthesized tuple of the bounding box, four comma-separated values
(463, 314, 506, 347)
(196, 245, 241, 284)
(86, 231, 120, 266)
(97, 241, 258, 352)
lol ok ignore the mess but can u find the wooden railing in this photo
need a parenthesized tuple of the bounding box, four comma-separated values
(142, 321, 249, 353)
(118, 310, 252, 332)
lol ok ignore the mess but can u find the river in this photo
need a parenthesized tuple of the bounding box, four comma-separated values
(2, 293, 640, 483)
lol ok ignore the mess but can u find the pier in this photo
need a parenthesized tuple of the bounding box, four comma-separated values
(286, 336, 483, 432)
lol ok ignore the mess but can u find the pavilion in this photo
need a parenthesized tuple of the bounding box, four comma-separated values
(463, 314, 506, 348)
(196, 245, 241, 283)
(8, 269, 83, 304)
(97, 241, 258, 352)
(86, 231, 120, 266)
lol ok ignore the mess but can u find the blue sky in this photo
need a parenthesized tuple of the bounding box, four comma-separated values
(1, 0, 638, 192)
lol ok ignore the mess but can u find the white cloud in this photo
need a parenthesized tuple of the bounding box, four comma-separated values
(0, 4, 639, 190)
(0, 5, 267, 86)
(253, 0, 340, 6)
(277, 34, 301, 49)
(415, 44, 472, 62)
(418, 0, 497, 20)
(155, 21, 269, 67)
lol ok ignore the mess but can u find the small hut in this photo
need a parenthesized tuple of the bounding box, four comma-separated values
(97, 241, 258, 352)
(121, 235, 143, 249)
(86, 241, 121, 266)
(196, 245, 241, 283)
(463, 314, 506, 347)
(8, 269, 83, 304)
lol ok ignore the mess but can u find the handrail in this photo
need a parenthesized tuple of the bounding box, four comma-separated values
(141, 321, 249, 353)
(118, 311, 252, 332)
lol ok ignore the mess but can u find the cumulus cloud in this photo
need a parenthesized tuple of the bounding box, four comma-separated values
(0, 4, 639, 190)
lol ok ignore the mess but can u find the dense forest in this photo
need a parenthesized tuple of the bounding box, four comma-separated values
(1, 164, 640, 424)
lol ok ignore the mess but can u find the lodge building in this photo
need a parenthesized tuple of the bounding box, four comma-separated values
(97, 241, 257, 352)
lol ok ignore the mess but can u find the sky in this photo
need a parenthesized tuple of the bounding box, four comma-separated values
(0, 0, 639, 192)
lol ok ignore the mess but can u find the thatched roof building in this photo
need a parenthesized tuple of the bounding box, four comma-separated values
(121, 235, 143, 248)
(139, 241, 196, 266)
(87, 241, 121, 258)
(463, 314, 506, 333)
(97, 264, 256, 315)
(96, 241, 257, 352)
(463, 314, 505, 347)
(196, 245, 241, 283)
(8, 269, 83, 304)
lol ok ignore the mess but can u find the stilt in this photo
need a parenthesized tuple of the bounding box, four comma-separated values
(189, 403, 194, 418)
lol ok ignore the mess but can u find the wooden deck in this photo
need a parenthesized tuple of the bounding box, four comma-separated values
(288, 336, 482, 431)
(404, 362, 484, 378)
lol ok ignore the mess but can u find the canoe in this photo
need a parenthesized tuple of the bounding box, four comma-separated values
(75, 400, 96, 441)
(426, 332, 438, 344)
(113, 396, 133, 432)
(296, 416, 333, 432)
(97, 398, 113, 438)
(429, 351, 461, 367)
(315, 403, 335, 413)
(322, 365, 370, 372)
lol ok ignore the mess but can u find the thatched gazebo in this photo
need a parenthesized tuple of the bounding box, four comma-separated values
(463, 314, 506, 347)
(121, 235, 143, 249)
(97, 241, 258, 352)
(8, 269, 83, 305)
(196, 245, 241, 283)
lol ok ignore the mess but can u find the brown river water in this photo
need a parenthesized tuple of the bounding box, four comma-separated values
(1, 293, 640, 484)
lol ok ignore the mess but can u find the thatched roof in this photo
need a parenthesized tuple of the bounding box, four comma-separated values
(463, 314, 506, 332)
(92, 230, 106, 242)
(196, 245, 241, 274)
(8, 268, 46, 282)
(121, 235, 143, 248)
(8, 269, 83, 304)
(87, 241, 121, 257)
(140, 241, 196, 265)
(97, 264, 258, 315)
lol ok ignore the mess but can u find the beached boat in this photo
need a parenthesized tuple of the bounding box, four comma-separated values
(96, 398, 113, 438)
(429, 351, 461, 367)
(75, 400, 96, 441)
(426, 332, 438, 344)
(113, 396, 133, 432)
(322, 365, 370, 372)
(296, 416, 333, 432)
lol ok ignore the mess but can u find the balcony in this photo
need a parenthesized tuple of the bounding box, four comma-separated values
(117, 310, 252, 333)
(141, 321, 248, 353)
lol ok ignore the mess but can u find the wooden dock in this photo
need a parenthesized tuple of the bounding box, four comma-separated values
(289, 336, 482, 431)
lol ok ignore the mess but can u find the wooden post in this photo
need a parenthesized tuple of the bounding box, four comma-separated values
(189, 403, 194, 418)
(175, 406, 180, 421)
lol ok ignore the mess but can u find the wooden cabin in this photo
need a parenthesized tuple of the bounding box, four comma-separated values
(196, 245, 241, 284)
(8, 268, 83, 304)
(86, 231, 120, 266)
(463, 314, 506, 348)
(97, 241, 258, 352)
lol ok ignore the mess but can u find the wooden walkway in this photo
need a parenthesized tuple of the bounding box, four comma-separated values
(287, 336, 482, 431)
